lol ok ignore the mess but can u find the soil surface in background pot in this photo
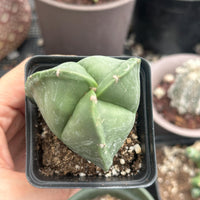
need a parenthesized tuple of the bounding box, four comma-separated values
(153, 75, 200, 129)
(54, 0, 119, 5)
(36, 111, 142, 177)
(157, 145, 199, 200)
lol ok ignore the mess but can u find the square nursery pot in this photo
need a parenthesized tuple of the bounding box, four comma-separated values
(35, 0, 135, 56)
(25, 55, 156, 188)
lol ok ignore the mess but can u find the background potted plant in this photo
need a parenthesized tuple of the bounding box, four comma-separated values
(133, 0, 200, 54)
(0, 0, 31, 60)
(156, 136, 200, 200)
(68, 188, 155, 200)
(152, 53, 200, 138)
(34, 0, 136, 55)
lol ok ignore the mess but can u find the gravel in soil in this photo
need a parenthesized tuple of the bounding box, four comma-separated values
(153, 74, 200, 129)
(36, 112, 142, 177)
(157, 145, 200, 200)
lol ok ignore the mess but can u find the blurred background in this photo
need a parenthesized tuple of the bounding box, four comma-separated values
(1, 0, 199, 76)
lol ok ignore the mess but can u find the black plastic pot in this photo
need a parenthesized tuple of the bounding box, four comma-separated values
(68, 188, 155, 200)
(25, 55, 156, 188)
(146, 181, 161, 200)
(133, 0, 200, 54)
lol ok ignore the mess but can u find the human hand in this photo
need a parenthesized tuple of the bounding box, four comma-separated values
(0, 58, 79, 200)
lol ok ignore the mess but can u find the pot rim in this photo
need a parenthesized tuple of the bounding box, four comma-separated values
(152, 53, 200, 138)
(153, 106, 200, 138)
(68, 188, 154, 200)
(35, 0, 134, 11)
(176, 0, 200, 2)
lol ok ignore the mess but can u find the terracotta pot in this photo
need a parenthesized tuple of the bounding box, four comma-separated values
(35, 0, 135, 56)
(151, 54, 200, 138)
(133, 0, 200, 54)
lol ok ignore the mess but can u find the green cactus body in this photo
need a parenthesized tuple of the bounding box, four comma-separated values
(25, 56, 141, 171)
(191, 175, 200, 188)
(186, 147, 200, 168)
(168, 59, 200, 115)
(191, 187, 200, 198)
(185, 142, 200, 198)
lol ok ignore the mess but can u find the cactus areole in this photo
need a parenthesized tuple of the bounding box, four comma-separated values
(25, 56, 141, 171)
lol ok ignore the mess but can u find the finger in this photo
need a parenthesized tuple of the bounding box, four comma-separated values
(0, 58, 30, 115)
(0, 169, 80, 200)
(8, 126, 25, 172)
(0, 104, 25, 141)
(0, 106, 25, 171)
(0, 128, 14, 170)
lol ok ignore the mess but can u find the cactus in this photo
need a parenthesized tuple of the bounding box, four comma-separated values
(186, 142, 200, 198)
(191, 175, 200, 188)
(191, 187, 200, 198)
(190, 174, 200, 198)
(186, 146, 200, 168)
(25, 56, 141, 171)
(168, 59, 200, 115)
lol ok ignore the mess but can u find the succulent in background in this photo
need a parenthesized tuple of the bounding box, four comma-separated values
(168, 59, 200, 115)
(186, 146, 200, 168)
(25, 56, 141, 171)
(186, 141, 200, 198)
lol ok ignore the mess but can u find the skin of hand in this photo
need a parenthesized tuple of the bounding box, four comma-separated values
(0, 58, 79, 200)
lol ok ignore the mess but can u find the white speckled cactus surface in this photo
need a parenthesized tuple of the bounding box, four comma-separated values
(25, 56, 141, 171)
(168, 59, 200, 115)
